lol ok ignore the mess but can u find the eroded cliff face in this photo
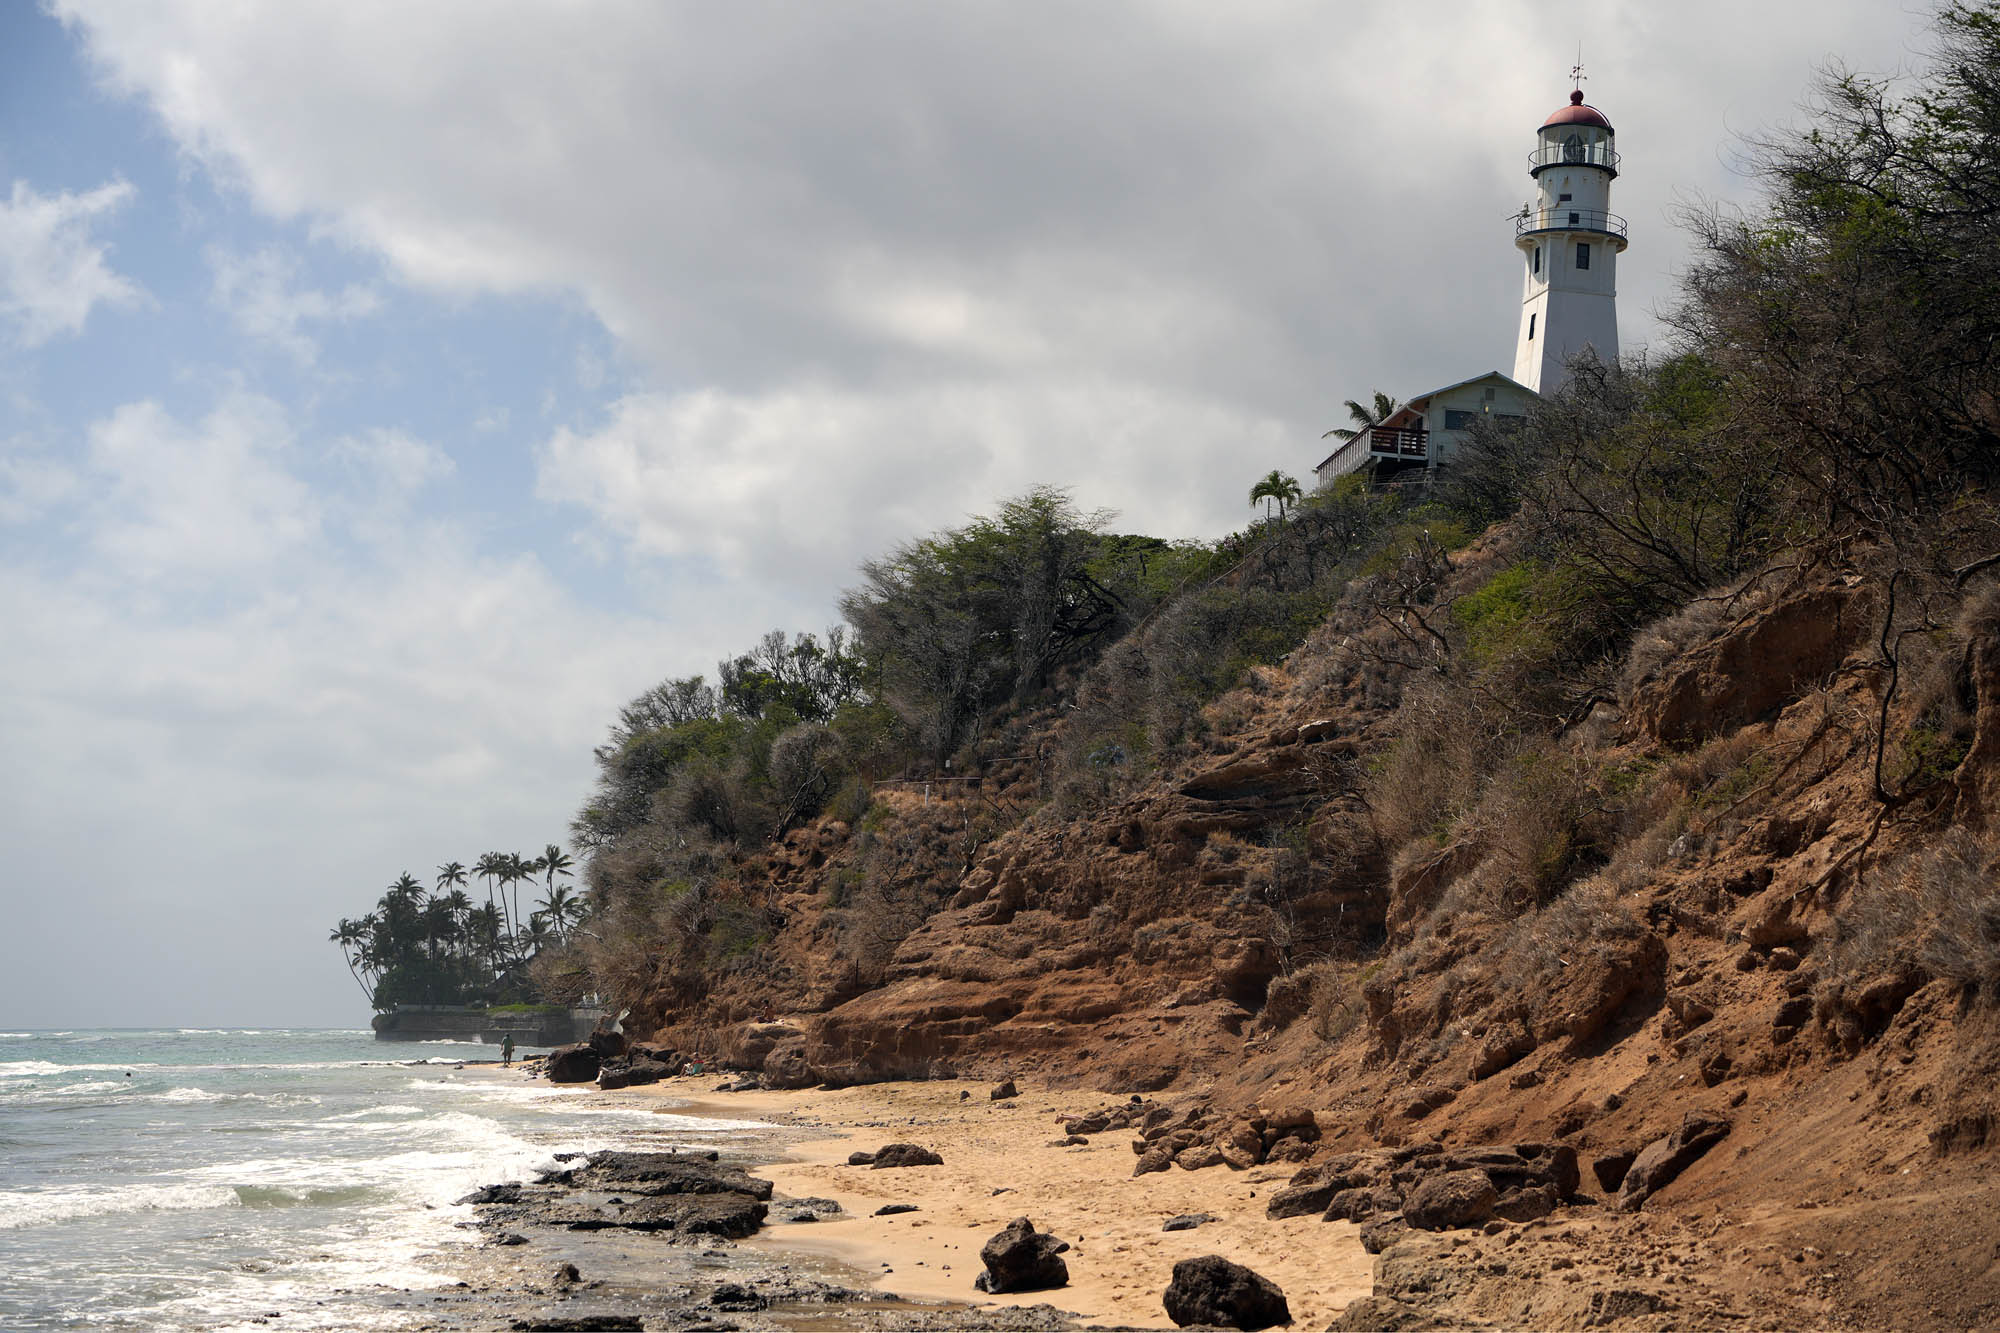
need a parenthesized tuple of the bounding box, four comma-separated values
(635, 545, 2000, 1325)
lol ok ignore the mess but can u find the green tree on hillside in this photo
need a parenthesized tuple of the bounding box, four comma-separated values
(1249, 470, 1302, 519)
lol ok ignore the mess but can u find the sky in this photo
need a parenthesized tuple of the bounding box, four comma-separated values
(0, 1, 1940, 1028)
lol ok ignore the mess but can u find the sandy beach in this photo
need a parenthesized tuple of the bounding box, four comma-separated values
(641, 1076, 1372, 1330)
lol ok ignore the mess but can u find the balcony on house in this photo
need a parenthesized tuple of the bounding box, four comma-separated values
(1366, 425, 1429, 458)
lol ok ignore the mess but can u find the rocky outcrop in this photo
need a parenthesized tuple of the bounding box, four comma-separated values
(1629, 587, 1868, 745)
(974, 1217, 1070, 1293)
(544, 1044, 601, 1084)
(869, 1143, 943, 1169)
(1617, 1114, 1730, 1211)
(463, 1151, 772, 1241)
(1267, 1143, 1577, 1231)
(1161, 1255, 1291, 1330)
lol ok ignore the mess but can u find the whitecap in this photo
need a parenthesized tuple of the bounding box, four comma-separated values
(0, 1181, 240, 1230)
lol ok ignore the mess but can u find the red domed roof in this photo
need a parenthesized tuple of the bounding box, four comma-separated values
(1542, 89, 1613, 130)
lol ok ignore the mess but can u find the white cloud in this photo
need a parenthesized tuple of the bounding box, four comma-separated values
(536, 378, 1293, 585)
(85, 393, 319, 579)
(0, 177, 144, 346)
(52, 0, 1932, 572)
(332, 426, 454, 498)
(208, 244, 380, 365)
(0, 390, 680, 1025)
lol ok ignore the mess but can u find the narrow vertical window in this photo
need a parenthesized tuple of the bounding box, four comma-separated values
(1528, 313, 1536, 340)
(1533, 245, 1541, 275)
(1576, 242, 1591, 270)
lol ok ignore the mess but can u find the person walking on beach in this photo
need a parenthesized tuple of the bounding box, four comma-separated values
(502, 1034, 515, 1067)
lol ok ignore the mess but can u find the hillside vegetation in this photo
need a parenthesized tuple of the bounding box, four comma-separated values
(538, 10, 2000, 1327)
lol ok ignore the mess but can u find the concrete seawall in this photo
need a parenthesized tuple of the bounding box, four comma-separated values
(372, 1006, 603, 1046)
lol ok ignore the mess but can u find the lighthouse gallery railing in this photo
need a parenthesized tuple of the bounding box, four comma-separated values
(1516, 208, 1628, 240)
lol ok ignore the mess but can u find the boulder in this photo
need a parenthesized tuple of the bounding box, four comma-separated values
(870, 1143, 943, 1169)
(1162, 1255, 1291, 1331)
(990, 1079, 1019, 1101)
(544, 1044, 601, 1084)
(1592, 1149, 1637, 1194)
(1618, 1114, 1730, 1211)
(587, 1028, 628, 1060)
(1174, 1144, 1226, 1171)
(1163, 1212, 1214, 1232)
(1403, 1169, 1498, 1231)
(596, 1059, 672, 1091)
(1133, 1147, 1174, 1176)
(1358, 1215, 1410, 1255)
(710, 1282, 768, 1312)
(973, 1217, 1070, 1294)
(761, 1036, 816, 1090)
(874, 1203, 919, 1216)
(847, 1151, 876, 1166)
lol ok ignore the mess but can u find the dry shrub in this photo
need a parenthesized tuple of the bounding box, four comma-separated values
(1294, 956, 1379, 1043)
(1367, 675, 1512, 848)
(1822, 828, 2000, 999)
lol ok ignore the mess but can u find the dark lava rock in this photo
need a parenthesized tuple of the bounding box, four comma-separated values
(710, 1283, 769, 1312)
(875, 1203, 920, 1215)
(1162, 1213, 1214, 1232)
(871, 1143, 943, 1169)
(1592, 1149, 1638, 1193)
(1162, 1255, 1291, 1330)
(1403, 1169, 1498, 1231)
(596, 1058, 673, 1091)
(456, 1183, 523, 1205)
(1358, 1215, 1409, 1255)
(544, 1044, 601, 1084)
(492, 1232, 530, 1246)
(1619, 1113, 1730, 1212)
(973, 1216, 1070, 1294)
(510, 1318, 643, 1332)
(576, 1152, 773, 1200)
(847, 1151, 876, 1166)
(587, 1029, 628, 1060)
(991, 1079, 1019, 1101)
(1133, 1147, 1173, 1176)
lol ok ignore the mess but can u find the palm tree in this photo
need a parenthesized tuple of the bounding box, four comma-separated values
(329, 918, 371, 1001)
(435, 861, 467, 900)
(540, 843, 573, 897)
(536, 884, 585, 943)
(473, 851, 507, 936)
(1322, 390, 1401, 442)
(1248, 470, 1302, 520)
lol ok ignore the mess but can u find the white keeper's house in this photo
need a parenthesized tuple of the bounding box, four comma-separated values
(1315, 83, 1627, 489)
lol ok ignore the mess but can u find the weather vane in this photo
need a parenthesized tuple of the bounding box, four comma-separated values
(1571, 47, 1586, 93)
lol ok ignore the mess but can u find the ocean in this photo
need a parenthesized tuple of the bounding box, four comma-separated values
(0, 1028, 771, 1331)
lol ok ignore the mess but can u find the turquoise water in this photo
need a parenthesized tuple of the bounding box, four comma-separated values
(0, 1029, 767, 1330)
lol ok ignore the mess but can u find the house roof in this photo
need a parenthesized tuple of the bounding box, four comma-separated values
(1403, 370, 1535, 409)
(1314, 371, 1537, 474)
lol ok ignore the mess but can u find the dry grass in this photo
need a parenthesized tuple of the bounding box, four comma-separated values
(1619, 573, 1781, 705)
(1822, 827, 2000, 999)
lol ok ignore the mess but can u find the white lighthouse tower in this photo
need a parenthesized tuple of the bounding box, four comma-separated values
(1512, 85, 1627, 393)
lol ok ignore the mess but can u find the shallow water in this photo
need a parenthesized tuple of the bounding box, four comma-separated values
(0, 1029, 768, 1331)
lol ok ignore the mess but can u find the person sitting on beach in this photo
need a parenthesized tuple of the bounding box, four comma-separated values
(502, 1034, 515, 1066)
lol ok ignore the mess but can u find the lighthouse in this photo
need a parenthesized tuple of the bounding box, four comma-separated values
(1512, 86, 1627, 394)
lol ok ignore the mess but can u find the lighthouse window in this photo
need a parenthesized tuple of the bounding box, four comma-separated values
(1558, 193, 1572, 202)
(1533, 245, 1541, 274)
(1576, 242, 1591, 270)
(1528, 313, 1536, 340)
